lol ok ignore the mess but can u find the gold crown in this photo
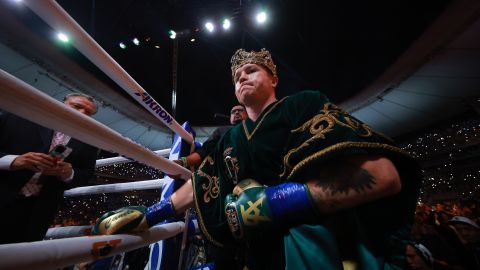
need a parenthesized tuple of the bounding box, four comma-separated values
(230, 48, 277, 81)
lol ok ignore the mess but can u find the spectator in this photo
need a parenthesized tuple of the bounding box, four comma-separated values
(406, 242, 434, 270)
(174, 104, 247, 168)
(448, 216, 480, 269)
(0, 93, 99, 243)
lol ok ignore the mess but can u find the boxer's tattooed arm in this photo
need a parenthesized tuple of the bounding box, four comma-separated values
(305, 155, 400, 213)
(314, 164, 376, 195)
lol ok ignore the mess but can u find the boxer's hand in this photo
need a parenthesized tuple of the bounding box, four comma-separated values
(92, 206, 148, 235)
(224, 179, 316, 240)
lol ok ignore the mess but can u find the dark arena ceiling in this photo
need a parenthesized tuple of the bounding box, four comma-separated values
(3, 0, 480, 151)
(51, 0, 451, 126)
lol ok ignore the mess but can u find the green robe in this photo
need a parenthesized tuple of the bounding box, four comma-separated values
(192, 90, 421, 269)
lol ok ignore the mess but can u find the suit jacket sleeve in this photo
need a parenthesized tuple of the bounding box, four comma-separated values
(195, 126, 231, 160)
(66, 140, 98, 188)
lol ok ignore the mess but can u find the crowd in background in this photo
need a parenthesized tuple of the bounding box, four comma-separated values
(409, 201, 480, 269)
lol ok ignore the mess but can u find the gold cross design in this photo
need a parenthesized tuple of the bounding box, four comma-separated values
(240, 196, 271, 226)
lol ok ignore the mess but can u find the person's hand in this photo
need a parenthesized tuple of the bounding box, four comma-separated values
(42, 161, 73, 181)
(172, 159, 183, 166)
(10, 152, 56, 172)
(92, 206, 149, 235)
(224, 179, 316, 240)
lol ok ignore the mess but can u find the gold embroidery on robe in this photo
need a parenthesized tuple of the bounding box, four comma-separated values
(286, 141, 409, 180)
(197, 156, 220, 203)
(192, 172, 224, 247)
(281, 103, 374, 177)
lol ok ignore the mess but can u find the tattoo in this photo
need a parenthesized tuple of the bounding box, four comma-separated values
(304, 157, 390, 213)
(313, 160, 376, 196)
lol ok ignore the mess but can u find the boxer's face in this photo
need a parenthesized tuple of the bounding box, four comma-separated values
(233, 63, 277, 106)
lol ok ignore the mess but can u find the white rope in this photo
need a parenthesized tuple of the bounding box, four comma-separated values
(0, 68, 192, 180)
(45, 220, 198, 240)
(64, 178, 169, 197)
(22, 0, 194, 144)
(0, 222, 184, 270)
(45, 225, 92, 239)
(95, 149, 171, 167)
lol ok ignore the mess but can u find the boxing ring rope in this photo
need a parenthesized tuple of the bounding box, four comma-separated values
(95, 148, 171, 167)
(46, 219, 198, 240)
(0, 2, 199, 268)
(64, 178, 169, 197)
(0, 72, 189, 268)
(0, 68, 192, 180)
(22, 0, 194, 144)
(45, 225, 92, 239)
(0, 222, 185, 270)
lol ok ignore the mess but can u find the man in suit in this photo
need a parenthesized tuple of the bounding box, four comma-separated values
(0, 93, 99, 244)
(174, 104, 247, 168)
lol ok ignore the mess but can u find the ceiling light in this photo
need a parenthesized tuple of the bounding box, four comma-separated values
(119, 42, 126, 49)
(132, 38, 140, 46)
(205, 22, 215, 33)
(190, 38, 196, 42)
(169, 30, 177, 39)
(222, 19, 231, 30)
(155, 45, 160, 49)
(256, 11, 267, 24)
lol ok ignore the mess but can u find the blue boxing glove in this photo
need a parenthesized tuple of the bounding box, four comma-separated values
(93, 198, 177, 235)
(224, 179, 317, 240)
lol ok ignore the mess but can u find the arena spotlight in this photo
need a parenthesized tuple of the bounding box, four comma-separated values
(222, 19, 231, 30)
(205, 22, 215, 33)
(256, 11, 268, 24)
(119, 42, 127, 49)
(169, 30, 177, 39)
(132, 38, 140, 46)
(57, 32, 69, 43)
